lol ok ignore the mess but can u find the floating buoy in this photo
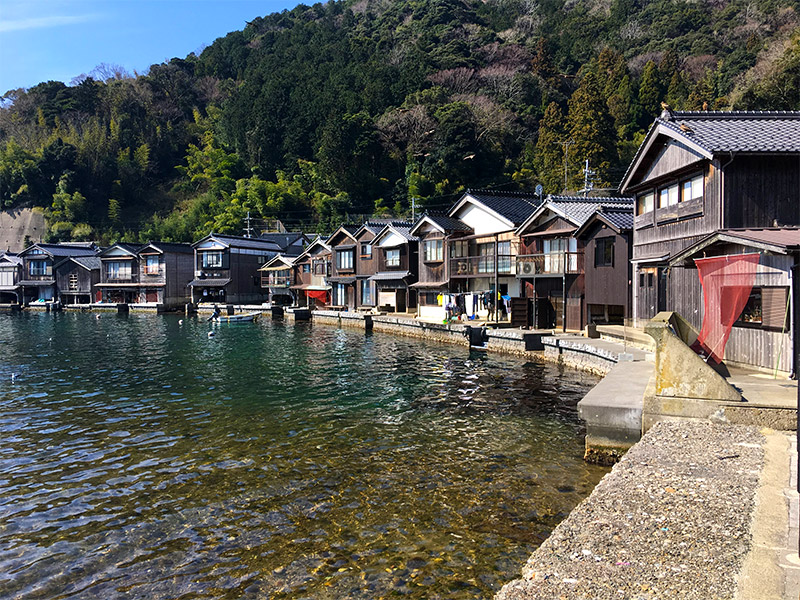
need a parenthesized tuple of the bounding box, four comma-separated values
(96, 314, 101, 320)
(11, 373, 17, 383)
(178, 319, 184, 325)
(207, 331, 215, 338)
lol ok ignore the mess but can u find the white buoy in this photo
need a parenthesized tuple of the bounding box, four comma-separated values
(11, 373, 17, 383)
(207, 331, 215, 338)
(96, 314, 101, 320)
(178, 319, 184, 325)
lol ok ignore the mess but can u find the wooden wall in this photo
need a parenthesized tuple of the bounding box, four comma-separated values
(724, 155, 800, 228)
(582, 223, 631, 319)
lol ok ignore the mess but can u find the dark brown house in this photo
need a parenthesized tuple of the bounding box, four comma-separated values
(136, 242, 195, 308)
(574, 208, 634, 325)
(54, 256, 101, 304)
(326, 225, 360, 309)
(620, 110, 800, 372)
(515, 196, 633, 330)
(369, 222, 418, 312)
(18, 243, 98, 304)
(189, 233, 281, 305)
(97, 243, 144, 304)
(290, 237, 331, 308)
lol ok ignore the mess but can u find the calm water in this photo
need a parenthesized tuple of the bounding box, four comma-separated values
(0, 312, 607, 599)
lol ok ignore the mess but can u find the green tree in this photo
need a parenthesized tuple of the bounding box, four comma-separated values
(534, 102, 566, 193)
(638, 61, 662, 126)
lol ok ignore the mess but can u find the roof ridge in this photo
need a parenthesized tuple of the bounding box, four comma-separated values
(665, 110, 800, 121)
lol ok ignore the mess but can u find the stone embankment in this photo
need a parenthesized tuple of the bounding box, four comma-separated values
(496, 421, 794, 600)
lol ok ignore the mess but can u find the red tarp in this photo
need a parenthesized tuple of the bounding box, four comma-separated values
(694, 253, 760, 363)
(306, 290, 329, 302)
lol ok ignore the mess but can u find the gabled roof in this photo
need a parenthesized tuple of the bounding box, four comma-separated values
(294, 237, 331, 262)
(516, 195, 634, 235)
(99, 243, 143, 258)
(140, 241, 194, 254)
(20, 243, 98, 258)
(620, 111, 800, 192)
(259, 254, 296, 271)
(0, 253, 22, 266)
(669, 227, 800, 266)
(193, 233, 282, 252)
(574, 207, 634, 238)
(410, 214, 473, 236)
(372, 222, 417, 246)
(55, 256, 102, 271)
(449, 189, 541, 228)
(326, 225, 359, 246)
(353, 219, 409, 239)
(258, 232, 310, 252)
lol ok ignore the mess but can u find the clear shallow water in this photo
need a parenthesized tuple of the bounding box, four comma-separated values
(0, 312, 608, 599)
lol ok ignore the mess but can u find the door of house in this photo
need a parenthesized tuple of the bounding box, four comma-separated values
(146, 289, 158, 303)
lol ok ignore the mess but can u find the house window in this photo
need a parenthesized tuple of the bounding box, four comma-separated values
(498, 240, 511, 273)
(658, 183, 679, 208)
(450, 240, 468, 258)
(637, 192, 654, 215)
(144, 255, 160, 275)
(735, 287, 788, 330)
(29, 260, 48, 276)
(477, 243, 494, 273)
(595, 237, 615, 267)
(68, 273, 78, 291)
(333, 283, 347, 306)
(303, 264, 311, 274)
(202, 251, 223, 269)
(424, 239, 443, 262)
(386, 249, 400, 267)
(106, 261, 131, 280)
(361, 281, 374, 306)
(681, 174, 703, 202)
(361, 243, 372, 257)
(336, 249, 354, 270)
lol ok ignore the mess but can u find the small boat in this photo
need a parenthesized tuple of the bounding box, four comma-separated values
(213, 311, 261, 323)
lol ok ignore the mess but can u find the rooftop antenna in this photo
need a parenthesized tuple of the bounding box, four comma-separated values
(243, 211, 254, 238)
(535, 183, 544, 205)
(578, 159, 596, 197)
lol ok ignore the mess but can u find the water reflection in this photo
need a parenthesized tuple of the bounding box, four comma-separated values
(0, 312, 607, 599)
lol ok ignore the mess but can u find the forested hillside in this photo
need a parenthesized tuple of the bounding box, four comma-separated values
(1, 0, 798, 243)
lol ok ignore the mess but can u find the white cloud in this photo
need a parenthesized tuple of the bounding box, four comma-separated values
(0, 14, 100, 33)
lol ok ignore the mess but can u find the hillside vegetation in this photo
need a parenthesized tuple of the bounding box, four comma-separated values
(1, 0, 798, 243)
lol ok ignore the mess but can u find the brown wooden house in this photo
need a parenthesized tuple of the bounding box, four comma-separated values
(189, 233, 281, 304)
(574, 208, 634, 325)
(259, 254, 297, 306)
(409, 214, 474, 321)
(620, 110, 800, 372)
(136, 242, 194, 308)
(369, 222, 418, 313)
(515, 196, 633, 330)
(54, 256, 101, 304)
(18, 243, 98, 304)
(97, 243, 144, 304)
(290, 237, 331, 308)
(326, 225, 360, 309)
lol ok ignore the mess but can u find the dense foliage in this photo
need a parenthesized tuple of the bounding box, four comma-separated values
(1, 0, 798, 243)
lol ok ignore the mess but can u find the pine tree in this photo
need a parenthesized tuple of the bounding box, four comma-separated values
(638, 61, 662, 125)
(534, 102, 566, 194)
(566, 72, 618, 189)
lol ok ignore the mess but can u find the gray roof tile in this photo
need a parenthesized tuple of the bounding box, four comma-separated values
(661, 111, 800, 153)
(459, 189, 542, 225)
(545, 195, 634, 227)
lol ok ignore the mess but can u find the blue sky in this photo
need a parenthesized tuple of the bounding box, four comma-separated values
(0, 0, 299, 93)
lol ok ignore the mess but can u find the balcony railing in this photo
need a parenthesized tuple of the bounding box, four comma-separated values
(516, 252, 584, 276)
(261, 275, 292, 288)
(450, 255, 515, 277)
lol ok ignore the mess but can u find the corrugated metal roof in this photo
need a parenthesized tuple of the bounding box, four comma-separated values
(723, 228, 800, 248)
(370, 271, 412, 280)
(70, 256, 102, 270)
(660, 111, 800, 153)
(188, 278, 231, 287)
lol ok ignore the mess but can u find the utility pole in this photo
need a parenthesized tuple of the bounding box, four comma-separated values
(411, 198, 416, 222)
(561, 139, 574, 193)
(243, 211, 254, 238)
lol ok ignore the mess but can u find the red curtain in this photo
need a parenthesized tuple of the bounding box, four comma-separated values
(694, 253, 760, 363)
(306, 290, 329, 302)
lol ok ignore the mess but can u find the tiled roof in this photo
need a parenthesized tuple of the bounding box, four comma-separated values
(425, 214, 473, 233)
(460, 189, 542, 225)
(200, 233, 282, 251)
(145, 242, 194, 254)
(0, 254, 22, 266)
(70, 256, 102, 270)
(660, 111, 800, 153)
(546, 196, 634, 227)
(258, 233, 307, 251)
(597, 207, 635, 230)
(25, 243, 98, 258)
(101, 243, 143, 257)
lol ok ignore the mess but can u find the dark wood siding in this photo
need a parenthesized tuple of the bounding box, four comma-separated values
(723, 155, 800, 228)
(580, 223, 631, 320)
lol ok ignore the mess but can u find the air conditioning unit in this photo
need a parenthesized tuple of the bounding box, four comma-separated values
(521, 262, 533, 275)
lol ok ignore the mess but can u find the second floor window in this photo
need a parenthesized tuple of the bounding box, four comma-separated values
(595, 237, 615, 267)
(337, 249, 354, 270)
(386, 249, 400, 267)
(659, 183, 679, 208)
(450, 240, 468, 258)
(202, 251, 223, 269)
(682, 175, 703, 202)
(303, 264, 311, 274)
(637, 192, 654, 215)
(477, 243, 494, 273)
(144, 256, 160, 274)
(424, 239, 443, 262)
(29, 260, 48, 277)
(106, 261, 131, 280)
(361, 243, 372, 257)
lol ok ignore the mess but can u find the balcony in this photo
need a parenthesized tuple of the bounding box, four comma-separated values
(262, 275, 292, 288)
(450, 255, 515, 277)
(516, 252, 584, 277)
